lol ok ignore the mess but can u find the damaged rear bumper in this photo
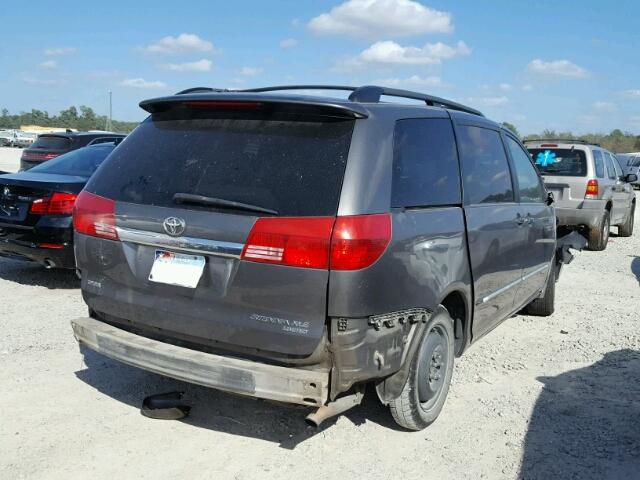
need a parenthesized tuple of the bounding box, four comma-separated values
(71, 317, 329, 407)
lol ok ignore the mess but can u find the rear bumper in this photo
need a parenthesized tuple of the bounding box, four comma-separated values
(0, 237, 75, 268)
(71, 316, 329, 407)
(555, 200, 606, 229)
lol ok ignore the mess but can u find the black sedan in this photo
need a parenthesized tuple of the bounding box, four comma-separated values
(0, 142, 119, 269)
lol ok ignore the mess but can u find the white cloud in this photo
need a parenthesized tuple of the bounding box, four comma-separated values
(498, 83, 512, 92)
(159, 59, 212, 72)
(39, 60, 58, 69)
(522, 84, 533, 92)
(291, 18, 301, 28)
(375, 75, 446, 88)
(280, 38, 298, 49)
(308, 0, 453, 38)
(624, 89, 640, 98)
(239, 66, 263, 76)
(44, 47, 76, 56)
(527, 59, 590, 78)
(23, 77, 67, 87)
(119, 78, 167, 89)
(593, 101, 616, 111)
(356, 40, 470, 66)
(143, 33, 215, 55)
(468, 96, 509, 107)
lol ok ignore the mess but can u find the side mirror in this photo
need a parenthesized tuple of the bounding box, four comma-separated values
(626, 173, 638, 183)
(546, 191, 555, 206)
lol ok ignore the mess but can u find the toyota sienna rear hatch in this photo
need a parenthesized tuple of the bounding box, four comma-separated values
(74, 98, 358, 357)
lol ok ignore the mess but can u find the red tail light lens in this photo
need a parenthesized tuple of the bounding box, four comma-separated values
(21, 152, 60, 161)
(72, 191, 118, 240)
(242, 217, 334, 269)
(585, 179, 599, 199)
(241, 213, 392, 271)
(30, 192, 77, 215)
(330, 214, 392, 270)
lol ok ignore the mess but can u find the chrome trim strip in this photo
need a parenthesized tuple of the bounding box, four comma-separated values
(478, 264, 549, 305)
(116, 226, 244, 258)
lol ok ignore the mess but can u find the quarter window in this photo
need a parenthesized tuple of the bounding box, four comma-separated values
(458, 126, 514, 204)
(505, 136, 545, 203)
(392, 119, 461, 207)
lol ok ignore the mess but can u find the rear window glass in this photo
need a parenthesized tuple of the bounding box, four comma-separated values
(29, 145, 113, 177)
(87, 115, 354, 217)
(30, 136, 71, 150)
(392, 118, 460, 208)
(528, 148, 587, 176)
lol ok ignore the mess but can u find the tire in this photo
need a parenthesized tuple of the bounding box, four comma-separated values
(389, 308, 455, 431)
(618, 203, 635, 237)
(587, 210, 610, 251)
(525, 260, 556, 316)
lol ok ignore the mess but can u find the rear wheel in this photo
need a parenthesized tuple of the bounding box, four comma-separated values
(587, 210, 610, 251)
(618, 203, 635, 237)
(389, 309, 455, 431)
(525, 259, 556, 316)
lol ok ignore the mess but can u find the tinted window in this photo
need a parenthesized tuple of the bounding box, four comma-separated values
(392, 119, 460, 207)
(603, 154, 617, 180)
(528, 148, 587, 176)
(87, 115, 354, 217)
(458, 126, 513, 204)
(593, 150, 605, 178)
(30, 136, 71, 150)
(506, 136, 545, 203)
(29, 145, 114, 177)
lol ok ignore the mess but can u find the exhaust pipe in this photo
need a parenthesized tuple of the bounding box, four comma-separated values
(43, 259, 56, 269)
(305, 390, 364, 428)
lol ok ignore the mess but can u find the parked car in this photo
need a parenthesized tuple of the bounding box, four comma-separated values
(70, 85, 567, 431)
(0, 129, 16, 146)
(20, 131, 125, 171)
(13, 131, 37, 148)
(525, 140, 636, 250)
(0, 141, 120, 269)
(617, 153, 640, 189)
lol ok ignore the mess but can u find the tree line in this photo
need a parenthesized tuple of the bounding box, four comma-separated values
(0, 106, 138, 133)
(502, 122, 640, 153)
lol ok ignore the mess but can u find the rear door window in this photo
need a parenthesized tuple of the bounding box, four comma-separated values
(87, 114, 354, 217)
(505, 136, 545, 203)
(391, 118, 460, 208)
(603, 154, 617, 180)
(593, 150, 605, 178)
(30, 136, 71, 150)
(527, 148, 587, 176)
(458, 125, 514, 204)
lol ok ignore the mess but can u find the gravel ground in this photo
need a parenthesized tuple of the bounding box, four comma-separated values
(1, 148, 638, 479)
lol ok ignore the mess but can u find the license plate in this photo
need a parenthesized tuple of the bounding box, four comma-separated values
(149, 250, 205, 288)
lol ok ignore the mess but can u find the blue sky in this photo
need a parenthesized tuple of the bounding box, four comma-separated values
(1, 0, 638, 134)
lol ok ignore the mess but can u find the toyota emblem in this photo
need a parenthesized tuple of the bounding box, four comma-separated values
(163, 217, 186, 237)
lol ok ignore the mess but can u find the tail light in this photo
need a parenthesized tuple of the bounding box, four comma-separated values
(241, 213, 391, 271)
(30, 192, 77, 215)
(330, 214, 392, 270)
(585, 179, 599, 199)
(72, 191, 118, 240)
(21, 152, 60, 161)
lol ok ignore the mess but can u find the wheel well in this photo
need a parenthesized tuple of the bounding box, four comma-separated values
(441, 291, 467, 357)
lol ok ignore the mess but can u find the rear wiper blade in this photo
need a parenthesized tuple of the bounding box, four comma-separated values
(173, 193, 278, 215)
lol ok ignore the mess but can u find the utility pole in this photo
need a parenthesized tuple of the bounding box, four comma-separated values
(106, 90, 113, 131)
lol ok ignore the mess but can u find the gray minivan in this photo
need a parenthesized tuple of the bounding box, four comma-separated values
(525, 140, 636, 250)
(70, 85, 558, 430)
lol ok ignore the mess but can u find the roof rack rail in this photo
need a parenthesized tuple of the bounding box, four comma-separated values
(236, 84, 483, 116)
(523, 138, 601, 147)
(175, 87, 229, 95)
